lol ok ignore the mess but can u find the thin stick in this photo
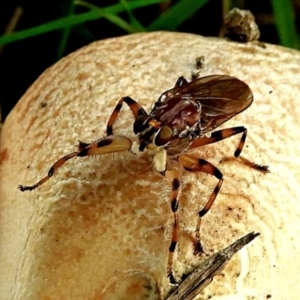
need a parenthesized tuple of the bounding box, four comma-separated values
(166, 232, 260, 300)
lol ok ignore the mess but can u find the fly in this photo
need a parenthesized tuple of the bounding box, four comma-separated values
(18, 74, 269, 285)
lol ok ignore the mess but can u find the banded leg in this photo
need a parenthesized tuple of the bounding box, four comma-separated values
(178, 154, 224, 255)
(188, 126, 269, 173)
(106, 96, 147, 135)
(18, 135, 132, 191)
(165, 169, 181, 285)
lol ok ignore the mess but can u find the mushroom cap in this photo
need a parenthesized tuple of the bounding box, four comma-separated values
(1, 32, 300, 299)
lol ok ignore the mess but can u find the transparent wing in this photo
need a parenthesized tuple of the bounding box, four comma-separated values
(161, 75, 253, 132)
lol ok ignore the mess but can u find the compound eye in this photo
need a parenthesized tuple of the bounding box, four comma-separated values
(133, 115, 150, 134)
(154, 125, 173, 147)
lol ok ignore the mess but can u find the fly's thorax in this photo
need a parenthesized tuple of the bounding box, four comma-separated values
(153, 97, 201, 138)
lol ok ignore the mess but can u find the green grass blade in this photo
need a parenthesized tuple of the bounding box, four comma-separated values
(57, 1, 75, 59)
(119, 0, 146, 31)
(77, 1, 145, 33)
(147, 0, 210, 31)
(0, 0, 164, 46)
(104, 12, 142, 33)
(271, 0, 300, 49)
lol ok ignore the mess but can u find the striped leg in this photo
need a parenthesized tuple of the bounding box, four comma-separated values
(165, 169, 181, 285)
(106, 96, 147, 135)
(178, 154, 224, 255)
(189, 126, 269, 173)
(189, 126, 247, 156)
(18, 135, 132, 192)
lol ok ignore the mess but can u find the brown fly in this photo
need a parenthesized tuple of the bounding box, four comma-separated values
(18, 74, 269, 284)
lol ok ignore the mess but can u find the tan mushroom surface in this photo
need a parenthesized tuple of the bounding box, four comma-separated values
(0, 32, 300, 300)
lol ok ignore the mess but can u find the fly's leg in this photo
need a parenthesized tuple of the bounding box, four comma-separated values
(189, 126, 269, 173)
(174, 76, 188, 87)
(189, 126, 247, 155)
(18, 135, 132, 191)
(164, 169, 182, 285)
(18, 152, 78, 191)
(106, 96, 147, 135)
(237, 156, 269, 173)
(178, 154, 224, 255)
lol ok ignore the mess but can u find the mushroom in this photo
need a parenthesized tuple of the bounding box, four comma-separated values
(0, 32, 299, 299)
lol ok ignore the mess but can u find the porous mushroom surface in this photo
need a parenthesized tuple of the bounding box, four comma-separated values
(0, 32, 300, 300)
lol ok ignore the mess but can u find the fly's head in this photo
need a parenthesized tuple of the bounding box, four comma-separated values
(133, 99, 200, 155)
(133, 115, 173, 152)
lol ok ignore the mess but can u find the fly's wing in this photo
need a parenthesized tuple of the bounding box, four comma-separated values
(162, 75, 253, 133)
